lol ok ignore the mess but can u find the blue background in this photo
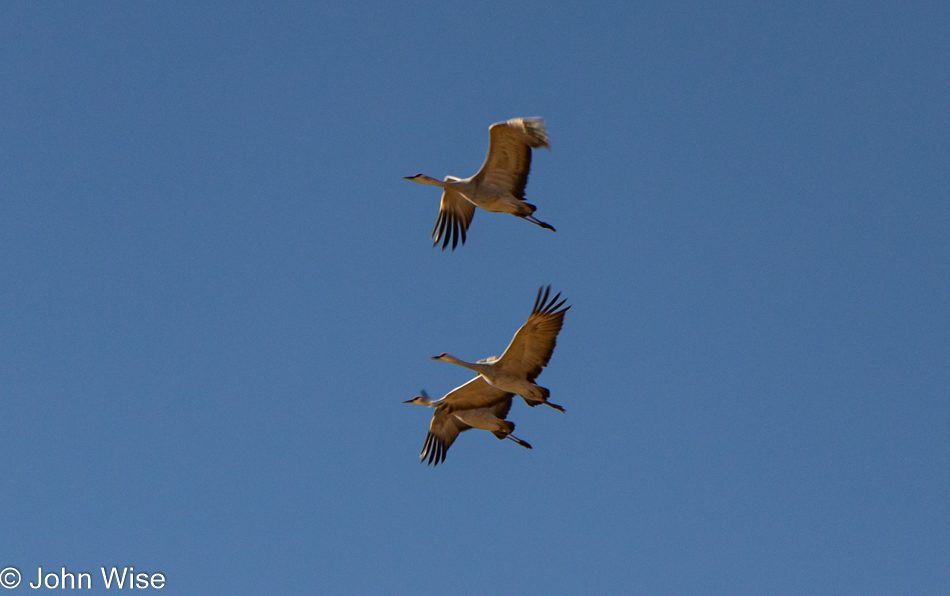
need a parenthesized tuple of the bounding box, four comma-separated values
(2, 1, 948, 593)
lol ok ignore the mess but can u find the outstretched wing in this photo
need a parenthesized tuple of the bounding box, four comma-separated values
(441, 376, 514, 413)
(489, 397, 514, 420)
(472, 118, 550, 200)
(420, 409, 471, 466)
(432, 180, 476, 250)
(496, 286, 570, 382)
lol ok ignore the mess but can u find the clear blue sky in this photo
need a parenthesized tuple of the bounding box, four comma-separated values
(2, 1, 948, 594)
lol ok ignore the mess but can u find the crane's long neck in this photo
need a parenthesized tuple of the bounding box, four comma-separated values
(413, 174, 450, 188)
(440, 354, 492, 376)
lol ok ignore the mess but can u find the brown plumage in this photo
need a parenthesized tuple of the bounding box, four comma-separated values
(432, 286, 570, 411)
(404, 377, 532, 467)
(404, 117, 554, 250)
(495, 285, 570, 385)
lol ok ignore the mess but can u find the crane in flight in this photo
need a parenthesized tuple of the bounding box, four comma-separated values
(404, 377, 532, 466)
(403, 117, 555, 250)
(432, 286, 569, 412)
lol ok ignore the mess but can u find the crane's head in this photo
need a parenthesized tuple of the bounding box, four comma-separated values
(403, 390, 433, 406)
(402, 173, 444, 187)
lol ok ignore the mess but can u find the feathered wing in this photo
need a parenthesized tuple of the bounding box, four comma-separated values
(489, 397, 514, 421)
(419, 377, 515, 465)
(472, 118, 550, 200)
(420, 409, 471, 466)
(496, 286, 570, 382)
(441, 376, 514, 413)
(431, 181, 476, 250)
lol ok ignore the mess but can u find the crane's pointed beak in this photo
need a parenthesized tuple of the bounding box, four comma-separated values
(402, 398, 415, 403)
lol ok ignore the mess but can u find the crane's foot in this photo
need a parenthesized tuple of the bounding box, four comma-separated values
(523, 215, 556, 231)
(507, 435, 533, 449)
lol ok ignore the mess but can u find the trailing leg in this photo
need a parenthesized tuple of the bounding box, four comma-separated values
(523, 214, 556, 231)
(506, 434, 532, 449)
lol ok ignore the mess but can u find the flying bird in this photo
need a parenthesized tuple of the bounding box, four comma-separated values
(403, 117, 555, 250)
(404, 377, 532, 466)
(432, 286, 569, 411)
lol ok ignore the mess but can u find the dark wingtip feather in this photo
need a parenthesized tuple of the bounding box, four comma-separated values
(534, 286, 551, 314)
(440, 217, 451, 250)
(549, 298, 568, 314)
(533, 286, 570, 316)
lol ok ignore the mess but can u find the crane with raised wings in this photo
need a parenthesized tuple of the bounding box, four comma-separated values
(403, 117, 555, 250)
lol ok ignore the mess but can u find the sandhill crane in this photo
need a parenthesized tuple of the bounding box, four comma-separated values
(403, 117, 555, 250)
(432, 286, 569, 411)
(404, 377, 532, 466)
